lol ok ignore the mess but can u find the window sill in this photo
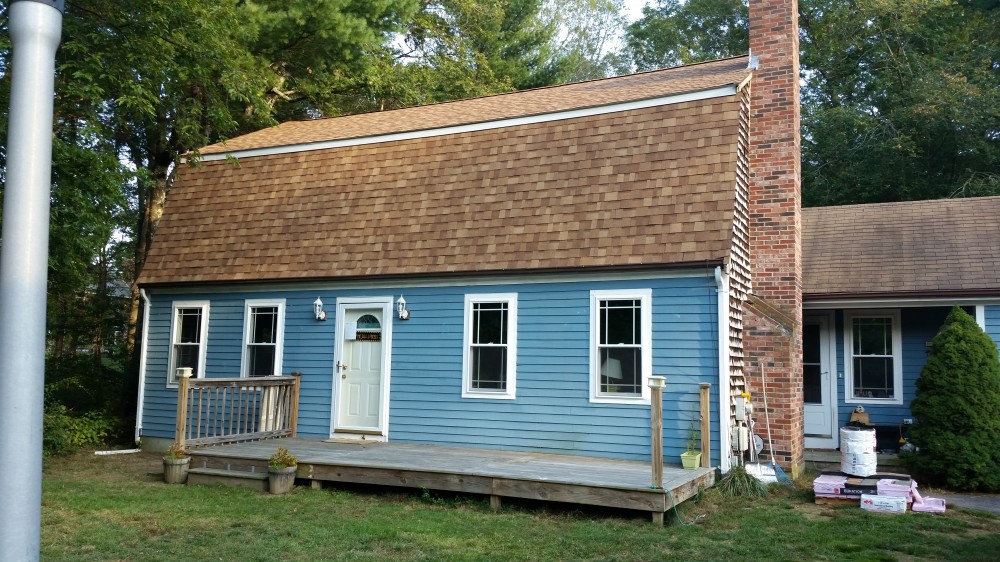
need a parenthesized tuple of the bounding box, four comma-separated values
(845, 396, 903, 406)
(462, 391, 516, 400)
(590, 395, 650, 406)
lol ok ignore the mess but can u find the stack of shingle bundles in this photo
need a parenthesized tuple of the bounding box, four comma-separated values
(876, 478, 914, 503)
(813, 473, 848, 499)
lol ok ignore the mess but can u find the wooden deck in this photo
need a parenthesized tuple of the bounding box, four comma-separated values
(188, 438, 715, 524)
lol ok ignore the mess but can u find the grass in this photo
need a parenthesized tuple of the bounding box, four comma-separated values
(41, 451, 1000, 561)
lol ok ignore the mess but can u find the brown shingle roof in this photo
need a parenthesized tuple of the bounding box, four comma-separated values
(140, 59, 754, 286)
(802, 197, 1000, 298)
(200, 56, 752, 155)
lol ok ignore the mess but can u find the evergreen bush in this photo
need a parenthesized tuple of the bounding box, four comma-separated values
(903, 306, 1000, 491)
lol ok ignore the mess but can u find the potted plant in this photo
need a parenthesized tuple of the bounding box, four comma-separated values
(268, 447, 298, 494)
(680, 424, 702, 470)
(163, 442, 190, 484)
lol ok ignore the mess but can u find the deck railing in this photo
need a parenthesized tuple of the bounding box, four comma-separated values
(174, 372, 301, 449)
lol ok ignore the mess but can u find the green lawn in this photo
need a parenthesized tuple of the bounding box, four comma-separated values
(42, 451, 1000, 561)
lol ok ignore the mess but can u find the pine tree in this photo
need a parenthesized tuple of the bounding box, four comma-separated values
(905, 306, 1000, 491)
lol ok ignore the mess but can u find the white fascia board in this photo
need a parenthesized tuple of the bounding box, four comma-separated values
(195, 86, 739, 162)
(144, 267, 716, 296)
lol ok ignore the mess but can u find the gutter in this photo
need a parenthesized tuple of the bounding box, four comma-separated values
(134, 288, 151, 445)
(713, 266, 731, 471)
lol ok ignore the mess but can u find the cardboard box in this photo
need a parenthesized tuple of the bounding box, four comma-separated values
(861, 493, 907, 514)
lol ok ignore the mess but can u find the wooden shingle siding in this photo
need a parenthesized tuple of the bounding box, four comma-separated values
(726, 84, 752, 415)
(141, 273, 722, 462)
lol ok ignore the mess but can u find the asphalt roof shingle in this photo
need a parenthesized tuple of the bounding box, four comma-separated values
(802, 197, 1000, 298)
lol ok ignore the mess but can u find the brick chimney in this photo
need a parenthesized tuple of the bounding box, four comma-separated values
(745, 0, 803, 473)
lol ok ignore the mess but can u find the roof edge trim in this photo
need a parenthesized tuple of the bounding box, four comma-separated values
(194, 85, 739, 162)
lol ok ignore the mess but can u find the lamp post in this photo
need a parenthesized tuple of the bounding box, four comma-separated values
(0, 1, 64, 559)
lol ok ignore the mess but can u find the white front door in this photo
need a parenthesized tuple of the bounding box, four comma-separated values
(804, 313, 838, 449)
(332, 299, 392, 437)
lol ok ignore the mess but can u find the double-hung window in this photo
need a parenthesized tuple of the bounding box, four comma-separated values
(845, 310, 902, 404)
(590, 289, 652, 404)
(462, 293, 517, 399)
(242, 300, 285, 378)
(168, 301, 209, 386)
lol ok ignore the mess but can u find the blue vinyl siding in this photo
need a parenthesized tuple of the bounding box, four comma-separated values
(140, 273, 722, 462)
(986, 306, 1000, 351)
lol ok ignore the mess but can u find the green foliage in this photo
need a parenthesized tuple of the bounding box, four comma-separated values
(625, 0, 748, 70)
(268, 447, 298, 469)
(43, 403, 120, 457)
(716, 465, 768, 498)
(904, 306, 1000, 491)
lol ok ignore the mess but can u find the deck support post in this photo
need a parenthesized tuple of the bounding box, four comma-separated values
(490, 495, 502, 511)
(651, 511, 665, 526)
(175, 369, 192, 449)
(289, 372, 302, 438)
(648, 376, 665, 489)
(699, 383, 711, 467)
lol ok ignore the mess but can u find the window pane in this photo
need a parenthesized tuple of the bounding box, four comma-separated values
(177, 309, 202, 343)
(600, 347, 641, 395)
(803, 364, 822, 404)
(803, 324, 821, 363)
(174, 344, 200, 376)
(473, 302, 506, 345)
(601, 299, 639, 345)
(853, 356, 894, 399)
(471, 346, 506, 390)
(854, 317, 890, 356)
(251, 307, 278, 344)
(247, 345, 276, 377)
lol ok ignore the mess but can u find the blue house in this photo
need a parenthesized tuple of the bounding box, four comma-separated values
(801, 197, 1000, 451)
(135, 56, 759, 469)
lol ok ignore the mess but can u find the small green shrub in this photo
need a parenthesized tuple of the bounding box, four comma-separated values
(268, 447, 298, 469)
(904, 306, 1000, 491)
(717, 466, 768, 498)
(43, 403, 75, 457)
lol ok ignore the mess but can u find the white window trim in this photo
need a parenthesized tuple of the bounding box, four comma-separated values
(166, 301, 210, 388)
(462, 293, 518, 400)
(240, 299, 286, 378)
(590, 289, 653, 405)
(844, 309, 904, 405)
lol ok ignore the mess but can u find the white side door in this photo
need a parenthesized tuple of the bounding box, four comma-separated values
(332, 299, 393, 437)
(803, 314, 837, 449)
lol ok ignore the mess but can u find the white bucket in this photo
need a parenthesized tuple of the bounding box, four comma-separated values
(840, 426, 878, 476)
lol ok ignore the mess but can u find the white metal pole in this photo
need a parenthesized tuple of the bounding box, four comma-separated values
(0, 1, 64, 560)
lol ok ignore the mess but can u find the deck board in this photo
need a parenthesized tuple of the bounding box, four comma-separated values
(189, 438, 714, 519)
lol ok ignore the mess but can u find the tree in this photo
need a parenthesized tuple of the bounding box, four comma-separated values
(905, 306, 1000, 491)
(800, 0, 1000, 205)
(622, 0, 1000, 206)
(539, 0, 632, 81)
(625, 0, 747, 71)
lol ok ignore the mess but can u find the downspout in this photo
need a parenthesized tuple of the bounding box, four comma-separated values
(714, 266, 732, 471)
(975, 305, 986, 331)
(134, 288, 152, 444)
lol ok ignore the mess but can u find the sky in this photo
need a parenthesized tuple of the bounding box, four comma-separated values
(623, 0, 651, 22)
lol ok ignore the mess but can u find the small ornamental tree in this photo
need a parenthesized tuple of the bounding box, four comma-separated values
(904, 306, 1000, 491)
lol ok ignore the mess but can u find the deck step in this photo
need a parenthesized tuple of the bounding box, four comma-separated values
(187, 467, 269, 492)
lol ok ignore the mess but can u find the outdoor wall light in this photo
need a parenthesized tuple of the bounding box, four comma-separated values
(397, 295, 409, 320)
(313, 297, 327, 321)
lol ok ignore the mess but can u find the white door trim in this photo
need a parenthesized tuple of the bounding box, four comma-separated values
(330, 296, 394, 440)
(804, 312, 838, 449)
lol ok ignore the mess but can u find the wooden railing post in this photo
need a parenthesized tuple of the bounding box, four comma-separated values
(175, 368, 192, 449)
(288, 372, 301, 438)
(699, 383, 711, 468)
(648, 376, 666, 489)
